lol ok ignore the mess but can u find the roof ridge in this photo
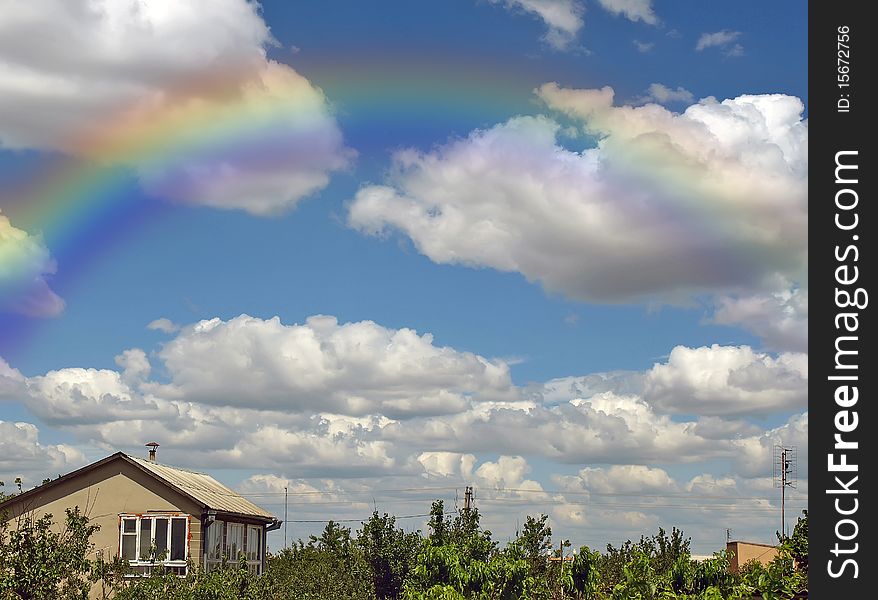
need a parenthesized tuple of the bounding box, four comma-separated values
(126, 454, 209, 475)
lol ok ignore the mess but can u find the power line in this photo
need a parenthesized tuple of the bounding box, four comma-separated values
(281, 511, 455, 524)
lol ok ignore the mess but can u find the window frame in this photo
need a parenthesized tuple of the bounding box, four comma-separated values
(203, 519, 265, 575)
(118, 513, 190, 575)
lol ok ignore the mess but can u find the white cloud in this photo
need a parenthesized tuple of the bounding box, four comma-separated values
(725, 43, 745, 57)
(696, 30, 742, 52)
(635, 83, 694, 105)
(148, 314, 516, 417)
(0, 420, 85, 484)
(565, 465, 676, 495)
(489, 0, 584, 49)
(349, 89, 807, 305)
(711, 283, 808, 352)
(115, 348, 151, 384)
(0, 0, 352, 216)
(633, 40, 654, 53)
(596, 0, 657, 25)
(732, 412, 808, 479)
(0, 212, 64, 317)
(385, 392, 724, 465)
(20, 366, 170, 426)
(147, 317, 180, 334)
(0, 357, 26, 398)
(0, 326, 808, 491)
(643, 345, 807, 416)
(418, 451, 477, 480)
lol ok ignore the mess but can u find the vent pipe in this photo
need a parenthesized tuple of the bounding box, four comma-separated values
(145, 442, 160, 462)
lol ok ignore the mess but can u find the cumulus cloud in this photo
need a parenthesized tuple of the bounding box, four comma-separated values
(0, 420, 85, 483)
(596, 0, 657, 25)
(147, 314, 516, 417)
(0, 357, 26, 398)
(115, 348, 151, 384)
(147, 317, 180, 334)
(635, 83, 694, 105)
(0, 0, 352, 215)
(0, 322, 807, 491)
(562, 464, 676, 495)
(349, 88, 807, 306)
(489, 0, 584, 49)
(732, 412, 808, 479)
(642, 345, 807, 416)
(0, 212, 64, 317)
(20, 366, 169, 426)
(711, 284, 808, 352)
(385, 392, 724, 465)
(696, 30, 743, 55)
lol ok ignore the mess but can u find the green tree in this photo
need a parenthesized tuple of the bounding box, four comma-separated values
(358, 511, 422, 600)
(0, 507, 99, 600)
(777, 510, 807, 576)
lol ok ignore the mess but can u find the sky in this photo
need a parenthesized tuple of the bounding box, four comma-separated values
(0, 0, 807, 554)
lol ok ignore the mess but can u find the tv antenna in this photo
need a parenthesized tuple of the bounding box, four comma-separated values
(773, 445, 797, 536)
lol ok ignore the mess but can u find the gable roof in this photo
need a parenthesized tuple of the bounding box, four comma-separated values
(0, 452, 275, 522)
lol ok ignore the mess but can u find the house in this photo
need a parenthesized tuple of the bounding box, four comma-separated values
(0, 445, 280, 590)
(725, 540, 779, 573)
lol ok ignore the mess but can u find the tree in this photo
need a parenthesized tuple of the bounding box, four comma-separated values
(0, 507, 99, 600)
(777, 510, 807, 576)
(358, 511, 421, 599)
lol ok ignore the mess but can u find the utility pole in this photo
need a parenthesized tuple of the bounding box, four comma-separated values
(773, 445, 797, 537)
(726, 528, 731, 543)
(558, 538, 570, 599)
(463, 486, 473, 513)
(284, 486, 288, 549)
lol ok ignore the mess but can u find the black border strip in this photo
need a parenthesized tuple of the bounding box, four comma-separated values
(810, 1, 875, 595)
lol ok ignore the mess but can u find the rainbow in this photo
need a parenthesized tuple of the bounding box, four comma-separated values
(0, 51, 804, 354)
(0, 53, 560, 350)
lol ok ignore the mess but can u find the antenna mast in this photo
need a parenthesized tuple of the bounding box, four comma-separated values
(773, 445, 798, 536)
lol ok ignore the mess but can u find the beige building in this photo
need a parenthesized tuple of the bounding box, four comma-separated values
(0, 448, 280, 593)
(726, 540, 779, 573)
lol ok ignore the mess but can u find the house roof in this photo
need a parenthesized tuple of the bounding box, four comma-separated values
(126, 455, 274, 520)
(727, 541, 777, 548)
(0, 452, 275, 522)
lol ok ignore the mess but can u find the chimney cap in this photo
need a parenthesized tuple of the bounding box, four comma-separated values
(145, 442, 160, 449)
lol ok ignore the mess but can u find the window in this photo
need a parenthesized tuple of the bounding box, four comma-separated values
(206, 519, 225, 561)
(203, 521, 264, 574)
(227, 523, 244, 560)
(246, 526, 261, 562)
(119, 514, 190, 576)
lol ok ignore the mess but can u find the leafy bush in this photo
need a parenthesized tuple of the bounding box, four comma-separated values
(0, 504, 809, 600)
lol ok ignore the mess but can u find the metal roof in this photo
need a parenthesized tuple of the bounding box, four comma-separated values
(127, 455, 274, 520)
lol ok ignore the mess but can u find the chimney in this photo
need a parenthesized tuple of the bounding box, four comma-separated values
(145, 442, 160, 462)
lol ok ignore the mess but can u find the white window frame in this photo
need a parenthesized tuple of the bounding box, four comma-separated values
(203, 520, 265, 575)
(119, 513, 190, 575)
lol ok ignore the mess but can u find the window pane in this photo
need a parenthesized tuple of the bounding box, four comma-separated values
(171, 519, 186, 561)
(123, 519, 136, 534)
(139, 519, 153, 560)
(226, 523, 243, 560)
(121, 535, 136, 560)
(154, 519, 168, 559)
(247, 526, 261, 560)
(207, 520, 224, 560)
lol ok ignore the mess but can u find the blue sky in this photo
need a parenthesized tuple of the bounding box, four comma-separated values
(0, 1, 807, 553)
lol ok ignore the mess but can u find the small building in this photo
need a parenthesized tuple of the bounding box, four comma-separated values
(0, 447, 280, 595)
(726, 540, 779, 573)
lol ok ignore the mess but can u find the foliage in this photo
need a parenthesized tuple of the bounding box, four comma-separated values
(0, 507, 99, 600)
(358, 511, 422, 599)
(777, 510, 808, 576)
(0, 501, 809, 600)
(261, 521, 375, 600)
